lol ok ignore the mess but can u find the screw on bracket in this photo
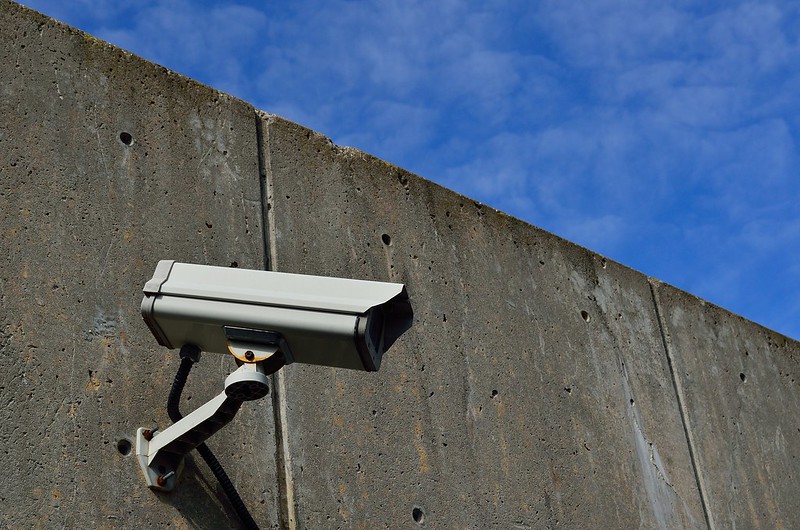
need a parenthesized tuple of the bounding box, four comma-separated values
(142, 426, 158, 441)
(156, 470, 176, 487)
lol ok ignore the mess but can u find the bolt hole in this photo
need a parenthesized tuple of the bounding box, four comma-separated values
(116, 438, 132, 456)
(581, 310, 591, 322)
(740, 373, 746, 382)
(119, 131, 134, 146)
(381, 233, 392, 246)
(412, 506, 425, 524)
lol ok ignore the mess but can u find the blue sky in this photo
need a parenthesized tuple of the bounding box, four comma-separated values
(20, 0, 800, 340)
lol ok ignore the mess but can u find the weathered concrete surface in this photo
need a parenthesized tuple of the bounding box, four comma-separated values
(652, 280, 800, 529)
(261, 114, 706, 529)
(0, 1, 278, 527)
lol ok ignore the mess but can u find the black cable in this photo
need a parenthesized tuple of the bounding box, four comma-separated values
(168, 345, 261, 530)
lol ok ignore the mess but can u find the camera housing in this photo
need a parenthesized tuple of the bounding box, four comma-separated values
(141, 260, 413, 371)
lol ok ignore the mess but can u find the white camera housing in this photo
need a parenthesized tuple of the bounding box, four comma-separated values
(141, 260, 413, 371)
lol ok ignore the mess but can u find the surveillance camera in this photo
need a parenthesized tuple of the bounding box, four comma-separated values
(141, 260, 413, 372)
(136, 262, 412, 495)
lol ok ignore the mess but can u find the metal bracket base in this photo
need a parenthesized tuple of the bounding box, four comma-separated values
(135, 427, 183, 492)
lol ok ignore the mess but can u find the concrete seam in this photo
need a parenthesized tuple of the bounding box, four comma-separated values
(255, 110, 271, 272)
(648, 278, 715, 530)
(255, 111, 297, 530)
(273, 369, 296, 530)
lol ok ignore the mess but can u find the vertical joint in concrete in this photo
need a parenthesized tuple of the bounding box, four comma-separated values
(254, 111, 271, 273)
(648, 279, 715, 530)
(254, 111, 297, 530)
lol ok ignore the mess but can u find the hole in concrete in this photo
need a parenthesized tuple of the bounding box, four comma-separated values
(119, 131, 134, 146)
(600, 258, 608, 269)
(412, 506, 425, 524)
(230, 261, 239, 268)
(740, 372, 746, 382)
(116, 438, 132, 456)
(381, 233, 392, 245)
(581, 310, 591, 322)
(491, 389, 498, 398)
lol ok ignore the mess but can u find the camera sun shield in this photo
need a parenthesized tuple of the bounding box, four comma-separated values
(141, 260, 413, 371)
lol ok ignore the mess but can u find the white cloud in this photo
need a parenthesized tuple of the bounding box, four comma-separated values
(536, 0, 688, 69)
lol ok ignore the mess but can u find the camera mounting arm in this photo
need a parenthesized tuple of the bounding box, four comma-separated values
(135, 360, 270, 492)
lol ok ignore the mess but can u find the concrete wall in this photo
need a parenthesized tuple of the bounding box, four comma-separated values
(1, 1, 798, 528)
